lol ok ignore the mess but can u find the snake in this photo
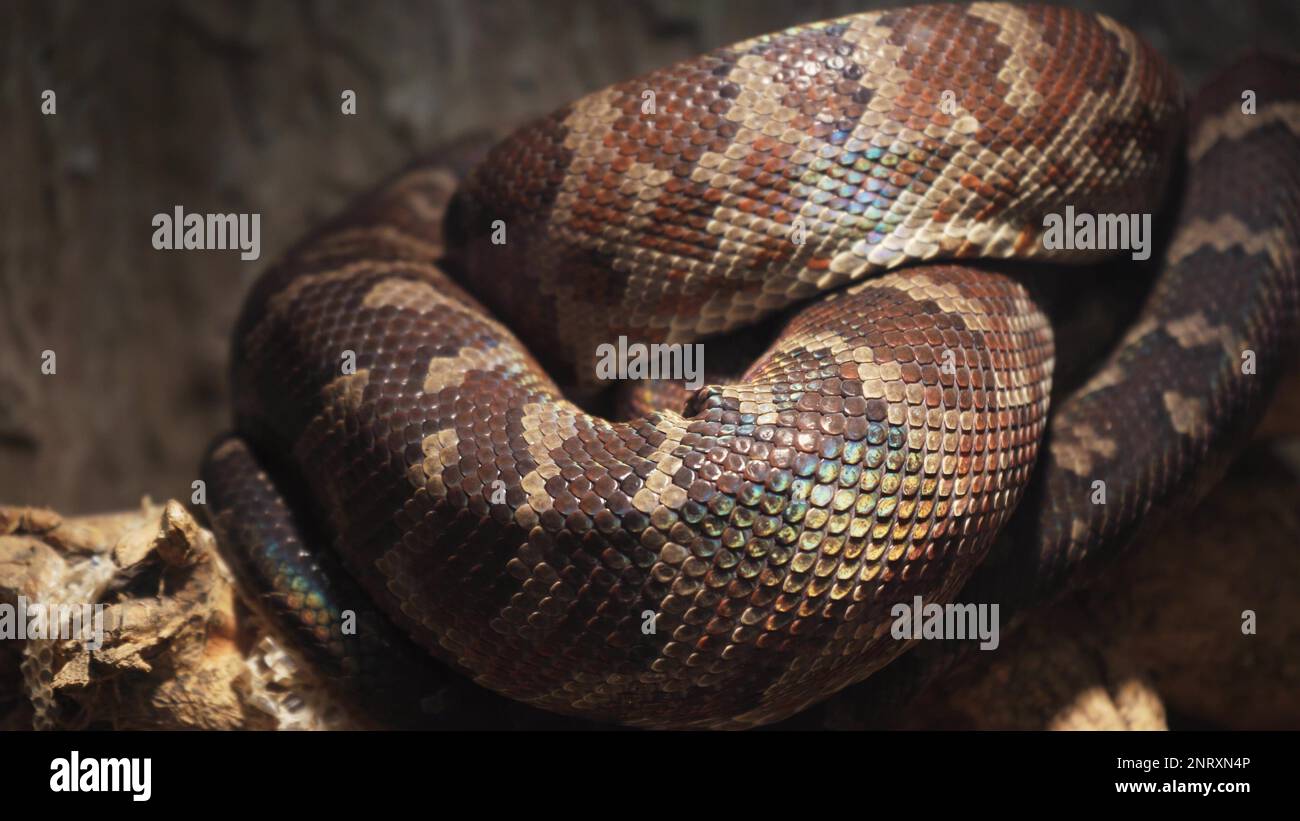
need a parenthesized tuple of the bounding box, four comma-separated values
(198, 3, 1300, 729)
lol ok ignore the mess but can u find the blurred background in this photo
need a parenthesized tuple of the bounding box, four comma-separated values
(2, 0, 1299, 512)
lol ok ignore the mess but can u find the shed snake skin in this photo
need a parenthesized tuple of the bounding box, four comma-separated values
(200, 3, 1300, 729)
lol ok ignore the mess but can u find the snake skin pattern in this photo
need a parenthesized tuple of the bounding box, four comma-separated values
(450, 1, 1179, 386)
(200, 4, 1300, 729)
(831, 51, 1300, 723)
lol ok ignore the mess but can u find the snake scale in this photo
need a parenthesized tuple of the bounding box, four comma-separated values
(199, 3, 1300, 729)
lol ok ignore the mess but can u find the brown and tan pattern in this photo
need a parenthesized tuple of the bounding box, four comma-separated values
(830, 51, 1300, 724)
(199, 6, 1298, 728)
(450, 2, 1180, 384)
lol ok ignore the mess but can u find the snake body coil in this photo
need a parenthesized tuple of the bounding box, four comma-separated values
(201, 4, 1300, 728)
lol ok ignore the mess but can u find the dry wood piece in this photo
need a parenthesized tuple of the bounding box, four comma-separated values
(0, 500, 343, 730)
(1, 435, 1296, 730)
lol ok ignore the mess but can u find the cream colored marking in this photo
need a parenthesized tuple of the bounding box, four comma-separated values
(389, 425, 461, 616)
(404, 190, 451, 222)
(1166, 214, 1286, 269)
(362, 277, 454, 312)
(868, 271, 991, 318)
(1164, 311, 1241, 359)
(1076, 362, 1125, 398)
(423, 346, 500, 393)
(411, 428, 460, 496)
(645, 52, 820, 339)
(320, 368, 370, 414)
(1189, 101, 1300, 161)
(630, 413, 691, 512)
(907, 6, 1150, 265)
(387, 167, 458, 220)
(502, 6, 1170, 398)
(210, 438, 245, 462)
(1050, 424, 1119, 476)
(389, 166, 458, 190)
(1163, 391, 1208, 437)
(552, 26, 847, 351)
(1119, 316, 1159, 346)
(516, 401, 582, 512)
(545, 87, 677, 360)
(499, 404, 694, 676)
(967, 3, 1048, 112)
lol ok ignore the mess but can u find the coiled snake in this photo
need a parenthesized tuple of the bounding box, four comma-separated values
(200, 3, 1300, 728)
